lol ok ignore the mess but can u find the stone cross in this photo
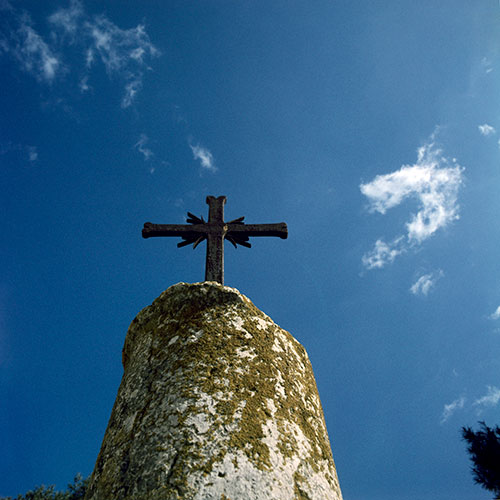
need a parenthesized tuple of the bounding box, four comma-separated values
(142, 195, 288, 285)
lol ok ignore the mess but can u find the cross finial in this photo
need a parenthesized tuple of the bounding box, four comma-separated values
(142, 195, 288, 285)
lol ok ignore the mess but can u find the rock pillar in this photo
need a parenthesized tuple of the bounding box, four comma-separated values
(85, 282, 343, 500)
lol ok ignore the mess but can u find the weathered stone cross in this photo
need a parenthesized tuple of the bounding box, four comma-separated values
(142, 195, 288, 285)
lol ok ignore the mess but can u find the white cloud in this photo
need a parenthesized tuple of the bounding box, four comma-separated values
(440, 396, 465, 424)
(410, 270, 444, 296)
(79, 75, 90, 92)
(85, 16, 158, 74)
(48, 0, 83, 38)
(78, 7, 159, 107)
(190, 144, 217, 173)
(478, 124, 496, 136)
(490, 306, 500, 320)
(361, 237, 405, 270)
(27, 146, 38, 162)
(1, 1, 159, 106)
(0, 142, 38, 162)
(130, 46, 146, 62)
(0, 12, 62, 83)
(134, 133, 153, 160)
(121, 78, 142, 108)
(440, 387, 500, 423)
(82, 13, 159, 107)
(85, 48, 94, 68)
(481, 57, 493, 74)
(361, 135, 464, 268)
(474, 386, 500, 409)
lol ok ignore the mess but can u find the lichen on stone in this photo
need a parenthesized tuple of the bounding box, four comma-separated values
(85, 282, 343, 500)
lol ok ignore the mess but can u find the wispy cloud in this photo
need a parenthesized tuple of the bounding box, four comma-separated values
(473, 386, 500, 410)
(490, 306, 500, 320)
(0, 142, 38, 162)
(134, 133, 153, 160)
(190, 143, 217, 173)
(1, 0, 159, 107)
(478, 124, 496, 136)
(121, 78, 142, 108)
(440, 396, 466, 424)
(410, 270, 444, 296)
(0, 11, 62, 83)
(48, 0, 83, 39)
(481, 57, 493, 74)
(83, 14, 159, 107)
(361, 237, 405, 270)
(441, 387, 500, 424)
(78, 75, 90, 93)
(27, 145, 38, 162)
(361, 134, 464, 269)
(56, 2, 159, 107)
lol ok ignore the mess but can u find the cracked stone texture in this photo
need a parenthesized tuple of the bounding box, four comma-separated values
(85, 282, 343, 500)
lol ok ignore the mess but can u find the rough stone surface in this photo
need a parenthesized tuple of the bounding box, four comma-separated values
(85, 282, 343, 500)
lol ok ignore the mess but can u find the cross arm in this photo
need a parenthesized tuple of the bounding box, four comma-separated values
(227, 222, 288, 239)
(142, 222, 206, 238)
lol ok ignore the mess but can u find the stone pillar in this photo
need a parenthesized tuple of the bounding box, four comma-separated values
(85, 282, 343, 500)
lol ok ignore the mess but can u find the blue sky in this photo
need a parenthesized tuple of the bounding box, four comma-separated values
(1, 1, 500, 498)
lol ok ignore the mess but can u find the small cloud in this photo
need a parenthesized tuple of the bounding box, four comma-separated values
(134, 133, 153, 160)
(0, 142, 38, 163)
(190, 143, 217, 173)
(490, 306, 500, 320)
(478, 124, 496, 136)
(48, 0, 83, 39)
(78, 75, 90, 92)
(121, 78, 142, 108)
(410, 270, 444, 296)
(4, 13, 62, 83)
(441, 396, 466, 424)
(130, 46, 145, 62)
(361, 132, 464, 269)
(474, 386, 500, 409)
(27, 145, 38, 162)
(361, 237, 405, 270)
(85, 48, 93, 67)
(481, 57, 493, 74)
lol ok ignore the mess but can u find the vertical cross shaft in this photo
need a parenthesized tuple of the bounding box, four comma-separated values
(205, 196, 227, 283)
